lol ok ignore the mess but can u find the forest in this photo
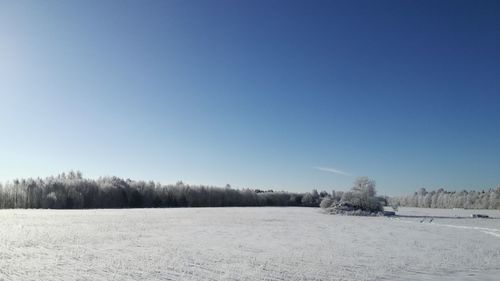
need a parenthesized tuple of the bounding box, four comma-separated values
(389, 187, 500, 210)
(0, 171, 324, 209)
(2, 171, 499, 210)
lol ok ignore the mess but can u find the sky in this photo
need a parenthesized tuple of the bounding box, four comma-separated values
(0, 0, 499, 195)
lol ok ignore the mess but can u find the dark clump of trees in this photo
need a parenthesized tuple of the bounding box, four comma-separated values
(0, 171, 326, 209)
(389, 187, 500, 210)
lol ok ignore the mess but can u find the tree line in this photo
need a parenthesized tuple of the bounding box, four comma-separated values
(389, 187, 500, 210)
(0, 171, 327, 209)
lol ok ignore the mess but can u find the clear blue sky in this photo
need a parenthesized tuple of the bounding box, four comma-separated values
(0, 0, 499, 195)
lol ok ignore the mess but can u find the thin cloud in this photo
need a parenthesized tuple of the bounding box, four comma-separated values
(313, 166, 352, 176)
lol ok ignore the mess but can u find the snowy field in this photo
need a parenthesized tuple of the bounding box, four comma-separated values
(0, 207, 499, 281)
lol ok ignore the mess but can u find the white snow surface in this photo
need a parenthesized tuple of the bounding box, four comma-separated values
(0, 207, 499, 281)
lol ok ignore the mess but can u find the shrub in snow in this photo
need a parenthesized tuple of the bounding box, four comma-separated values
(321, 177, 384, 216)
(320, 197, 334, 209)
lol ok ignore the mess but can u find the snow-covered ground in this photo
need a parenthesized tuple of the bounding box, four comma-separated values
(0, 207, 499, 281)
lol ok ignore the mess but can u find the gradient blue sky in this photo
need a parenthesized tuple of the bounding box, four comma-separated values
(1, 0, 499, 194)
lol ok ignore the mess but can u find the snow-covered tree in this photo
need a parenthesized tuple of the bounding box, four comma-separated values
(0, 172, 322, 209)
(390, 187, 500, 209)
(321, 177, 383, 213)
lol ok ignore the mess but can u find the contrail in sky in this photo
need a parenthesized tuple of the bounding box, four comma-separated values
(313, 166, 352, 176)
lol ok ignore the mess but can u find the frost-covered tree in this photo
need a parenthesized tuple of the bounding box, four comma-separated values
(0, 171, 322, 209)
(301, 192, 314, 206)
(351, 177, 382, 212)
(321, 177, 383, 213)
(390, 187, 500, 209)
(320, 197, 334, 209)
